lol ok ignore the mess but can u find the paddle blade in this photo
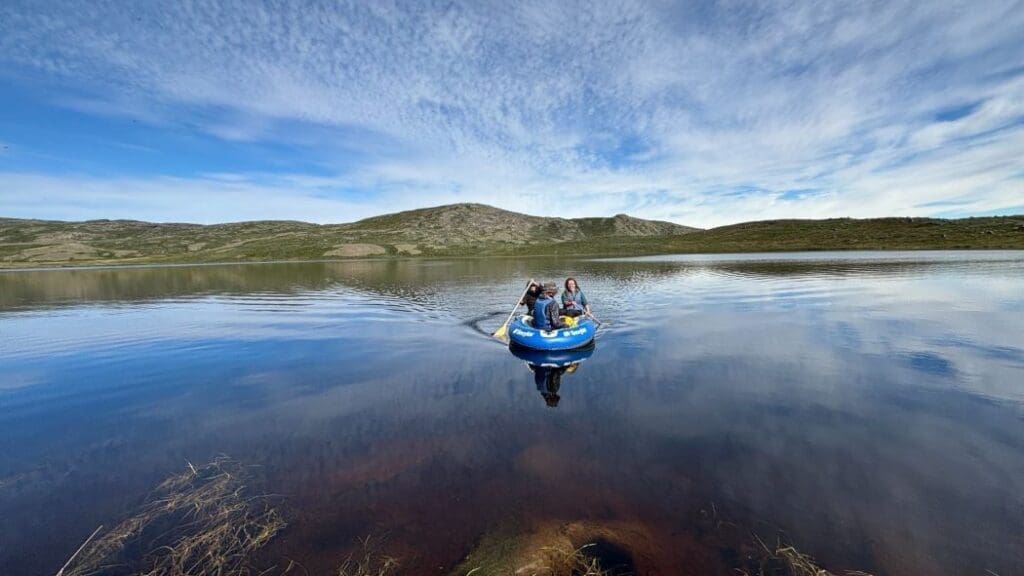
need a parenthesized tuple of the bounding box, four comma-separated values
(492, 323, 509, 339)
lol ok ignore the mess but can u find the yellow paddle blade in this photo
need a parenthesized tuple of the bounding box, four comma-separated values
(492, 323, 509, 339)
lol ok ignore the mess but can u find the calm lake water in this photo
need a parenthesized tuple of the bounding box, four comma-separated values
(2, 252, 1023, 575)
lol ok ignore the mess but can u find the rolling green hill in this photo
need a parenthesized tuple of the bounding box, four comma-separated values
(510, 215, 1024, 256)
(0, 203, 1021, 267)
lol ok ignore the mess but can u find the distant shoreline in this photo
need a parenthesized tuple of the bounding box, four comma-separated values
(3, 247, 1024, 273)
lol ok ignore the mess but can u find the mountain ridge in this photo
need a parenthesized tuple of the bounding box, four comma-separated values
(0, 203, 698, 265)
(1, 203, 1022, 267)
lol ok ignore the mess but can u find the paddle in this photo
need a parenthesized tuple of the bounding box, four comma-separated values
(493, 280, 534, 340)
(585, 311, 603, 326)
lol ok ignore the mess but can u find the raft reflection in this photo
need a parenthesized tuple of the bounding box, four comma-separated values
(508, 343, 596, 407)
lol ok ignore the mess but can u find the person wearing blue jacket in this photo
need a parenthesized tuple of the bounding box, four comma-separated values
(532, 282, 567, 330)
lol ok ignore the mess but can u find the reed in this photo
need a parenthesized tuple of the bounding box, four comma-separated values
(334, 537, 400, 576)
(58, 457, 285, 576)
(740, 534, 873, 576)
(56, 461, 872, 576)
(530, 542, 609, 576)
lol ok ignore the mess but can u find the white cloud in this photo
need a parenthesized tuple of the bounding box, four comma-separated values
(0, 1, 1022, 226)
(0, 172, 371, 224)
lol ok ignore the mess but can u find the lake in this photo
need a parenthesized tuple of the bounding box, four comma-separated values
(2, 252, 1023, 575)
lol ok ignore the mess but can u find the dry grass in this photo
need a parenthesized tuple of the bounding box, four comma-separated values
(58, 457, 285, 576)
(771, 543, 832, 576)
(736, 534, 874, 576)
(52, 461, 873, 576)
(540, 542, 609, 576)
(510, 542, 609, 576)
(334, 537, 400, 576)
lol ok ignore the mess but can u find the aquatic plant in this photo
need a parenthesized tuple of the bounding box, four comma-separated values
(334, 537, 400, 576)
(57, 457, 285, 576)
(53, 460, 874, 576)
(536, 542, 609, 576)
(734, 533, 873, 576)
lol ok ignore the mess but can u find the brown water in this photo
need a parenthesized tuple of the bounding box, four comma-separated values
(1, 252, 1023, 575)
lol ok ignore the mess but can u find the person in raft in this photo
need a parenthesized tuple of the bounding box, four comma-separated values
(533, 281, 568, 330)
(560, 277, 591, 318)
(520, 278, 542, 312)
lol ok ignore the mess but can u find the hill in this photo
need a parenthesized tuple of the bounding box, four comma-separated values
(0, 203, 698, 266)
(513, 215, 1024, 256)
(1, 205, 1022, 267)
(342, 203, 693, 245)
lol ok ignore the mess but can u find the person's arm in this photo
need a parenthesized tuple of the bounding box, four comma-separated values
(581, 291, 591, 315)
(546, 300, 566, 328)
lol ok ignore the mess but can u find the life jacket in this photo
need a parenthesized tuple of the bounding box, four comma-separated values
(563, 290, 582, 310)
(533, 295, 554, 329)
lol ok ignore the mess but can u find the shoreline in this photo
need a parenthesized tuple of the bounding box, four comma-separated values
(3, 246, 1024, 272)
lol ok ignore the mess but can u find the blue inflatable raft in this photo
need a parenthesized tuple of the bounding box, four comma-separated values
(507, 315, 597, 351)
(508, 342, 595, 366)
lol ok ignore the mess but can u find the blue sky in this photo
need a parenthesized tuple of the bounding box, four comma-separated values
(0, 1, 1022, 227)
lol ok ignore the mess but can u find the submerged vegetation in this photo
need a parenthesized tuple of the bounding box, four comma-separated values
(334, 538, 401, 576)
(2, 203, 1021, 268)
(56, 459, 872, 576)
(744, 537, 873, 576)
(57, 458, 284, 576)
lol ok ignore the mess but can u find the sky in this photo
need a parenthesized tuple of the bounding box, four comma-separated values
(0, 1, 1022, 228)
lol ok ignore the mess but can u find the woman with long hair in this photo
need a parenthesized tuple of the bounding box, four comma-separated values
(561, 277, 591, 318)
